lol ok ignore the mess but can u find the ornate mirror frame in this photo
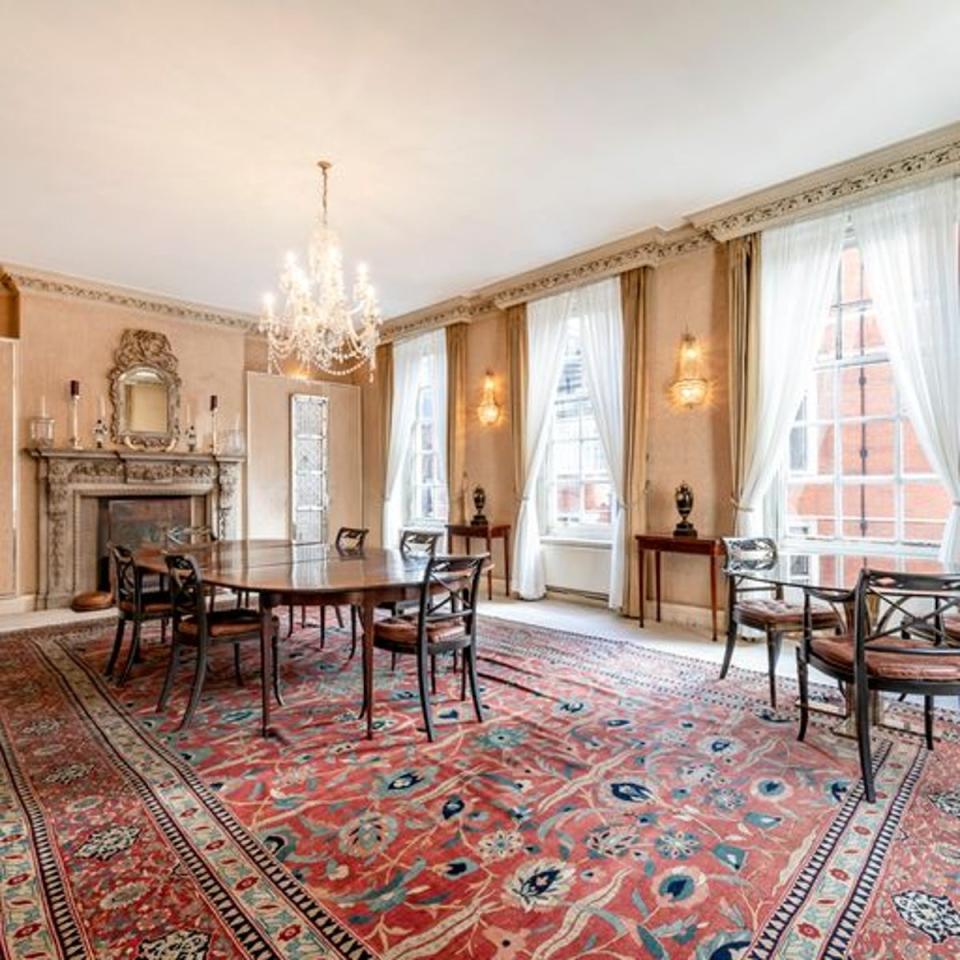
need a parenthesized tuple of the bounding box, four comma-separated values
(109, 329, 181, 450)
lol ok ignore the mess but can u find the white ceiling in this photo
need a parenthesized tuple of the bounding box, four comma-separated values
(1, 0, 959, 318)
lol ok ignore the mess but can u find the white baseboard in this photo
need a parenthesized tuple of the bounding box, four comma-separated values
(639, 600, 728, 636)
(0, 594, 37, 615)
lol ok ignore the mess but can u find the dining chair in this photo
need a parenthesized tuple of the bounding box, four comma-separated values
(106, 544, 174, 685)
(386, 529, 444, 673)
(369, 554, 486, 741)
(797, 568, 960, 803)
(166, 525, 248, 607)
(720, 537, 842, 707)
(289, 526, 370, 654)
(158, 554, 281, 730)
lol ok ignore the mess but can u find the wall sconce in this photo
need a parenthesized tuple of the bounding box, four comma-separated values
(670, 333, 709, 408)
(477, 370, 501, 426)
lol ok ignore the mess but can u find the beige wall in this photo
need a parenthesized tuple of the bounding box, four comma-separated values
(0, 339, 17, 597)
(246, 372, 362, 540)
(645, 243, 731, 609)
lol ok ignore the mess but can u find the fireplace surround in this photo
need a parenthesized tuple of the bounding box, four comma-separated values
(30, 449, 243, 608)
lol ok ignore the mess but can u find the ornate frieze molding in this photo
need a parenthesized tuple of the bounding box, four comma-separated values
(0, 264, 257, 332)
(30, 449, 244, 608)
(691, 122, 960, 240)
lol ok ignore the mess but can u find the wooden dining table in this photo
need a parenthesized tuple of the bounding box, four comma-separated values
(135, 538, 435, 739)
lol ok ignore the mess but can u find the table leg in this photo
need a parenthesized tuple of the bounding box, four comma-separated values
(447, 530, 454, 554)
(259, 596, 274, 738)
(709, 554, 718, 642)
(655, 551, 662, 622)
(638, 545, 645, 627)
(504, 532, 511, 598)
(485, 534, 493, 601)
(362, 594, 377, 740)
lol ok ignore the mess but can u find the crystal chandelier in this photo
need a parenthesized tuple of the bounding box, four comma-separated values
(260, 161, 383, 378)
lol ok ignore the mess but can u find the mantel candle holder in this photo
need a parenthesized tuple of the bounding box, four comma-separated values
(29, 416, 55, 449)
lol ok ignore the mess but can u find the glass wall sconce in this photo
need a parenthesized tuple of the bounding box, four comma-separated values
(477, 370, 501, 426)
(670, 333, 709, 408)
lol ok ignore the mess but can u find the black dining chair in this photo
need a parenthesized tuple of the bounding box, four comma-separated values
(797, 568, 960, 803)
(289, 526, 369, 649)
(720, 537, 842, 707)
(158, 554, 282, 730)
(369, 554, 486, 742)
(106, 544, 174, 685)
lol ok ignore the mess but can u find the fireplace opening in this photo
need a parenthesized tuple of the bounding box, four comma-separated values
(96, 496, 193, 590)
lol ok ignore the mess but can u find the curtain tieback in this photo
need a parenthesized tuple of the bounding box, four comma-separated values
(730, 496, 755, 512)
(952, 501, 960, 508)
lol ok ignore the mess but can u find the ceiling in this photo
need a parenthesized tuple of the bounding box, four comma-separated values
(1, 0, 959, 318)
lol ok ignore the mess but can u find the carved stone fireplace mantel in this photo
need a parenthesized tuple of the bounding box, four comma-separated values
(30, 448, 244, 608)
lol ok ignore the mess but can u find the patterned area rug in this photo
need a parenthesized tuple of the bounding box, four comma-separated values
(2, 615, 960, 959)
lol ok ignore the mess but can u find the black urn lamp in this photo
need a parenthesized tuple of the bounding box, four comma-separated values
(471, 485, 489, 526)
(673, 482, 697, 537)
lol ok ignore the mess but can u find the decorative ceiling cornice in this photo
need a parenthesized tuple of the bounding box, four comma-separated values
(0, 264, 258, 332)
(691, 121, 960, 240)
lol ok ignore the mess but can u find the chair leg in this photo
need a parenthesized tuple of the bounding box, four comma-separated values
(855, 683, 875, 804)
(452, 650, 459, 673)
(157, 644, 181, 712)
(767, 630, 783, 708)
(417, 648, 436, 742)
(105, 618, 126, 677)
(179, 642, 209, 730)
(924, 695, 935, 751)
(460, 653, 468, 701)
(320, 606, 326, 648)
(796, 648, 809, 742)
(465, 645, 483, 723)
(118, 619, 142, 685)
(301, 605, 307, 628)
(719, 618, 738, 680)
(272, 633, 284, 707)
(335, 606, 344, 628)
(287, 604, 295, 638)
(431, 654, 437, 695)
(391, 652, 397, 672)
(233, 643, 243, 686)
(160, 617, 168, 645)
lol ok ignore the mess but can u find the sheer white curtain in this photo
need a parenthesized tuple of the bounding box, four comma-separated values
(426, 329, 448, 520)
(578, 278, 626, 609)
(850, 178, 960, 564)
(737, 212, 847, 534)
(513, 291, 575, 599)
(382, 330, 446, 547)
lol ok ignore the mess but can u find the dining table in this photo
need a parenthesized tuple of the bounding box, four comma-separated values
(135, 538, 438, 739)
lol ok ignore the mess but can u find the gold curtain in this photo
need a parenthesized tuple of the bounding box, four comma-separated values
(620, 268, 650, 618)
(505, 303, 527, 595)
(727, 233, 761, 534)
(445, 323, 468, 523)
(375, 342, 393, 544)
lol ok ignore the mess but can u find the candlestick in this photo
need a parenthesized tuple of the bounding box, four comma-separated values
(233, 412, 241, 434)
(70, 395, 81, 450)
(210, 394, 219, 412)
(70, 379, 80, 398)
(186, 401, 193, 425)
(40, 394, 47, 418)
(210, 408, 219, 454)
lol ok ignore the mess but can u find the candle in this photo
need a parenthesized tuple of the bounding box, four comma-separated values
(233, 413, 240, 433)
(98, 395, 106, 420)
(210, 394, 219, 412)
(70, 379, 80, 398)
(186, 402, 193, 425)
(40, 394, 47, 417)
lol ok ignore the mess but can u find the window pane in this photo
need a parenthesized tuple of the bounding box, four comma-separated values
(554, 481, 580, 520)
(582, 439, 609, 475)
(421, 454, 435, 483)
(817, 317, 837, 361)
(809, 369, 835, 421)
(840, 420, 895, 476)
(902, 420, 934, 475)
(786, 480, 835, 537)
(583, 482, 612, 524)
(838, 363, 895, 418)
(419, 388, 433, 419)
(839, 245, 862, 304)
(552, 440, 579, 476)
(840, 483, 894, 540)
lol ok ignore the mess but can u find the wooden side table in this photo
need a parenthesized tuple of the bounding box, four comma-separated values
(446, 522, 511, 600)
(635, 533, 724, 641)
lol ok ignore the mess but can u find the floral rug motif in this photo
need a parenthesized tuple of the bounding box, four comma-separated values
(3, 614, 960, 959)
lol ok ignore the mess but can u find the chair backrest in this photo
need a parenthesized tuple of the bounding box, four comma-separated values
(400, 529, 442, 557)
(722, 537, 778, 574)
(167, 525, 218, 546)
(165, 553, 207, 623)
(335, 526, 368, 554)
(852, 568, 960, 672)
(413, 554, 486, 644)
(110, 544, 139, 606)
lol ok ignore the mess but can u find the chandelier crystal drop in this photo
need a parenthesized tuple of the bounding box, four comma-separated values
(259, 160, 383, 378)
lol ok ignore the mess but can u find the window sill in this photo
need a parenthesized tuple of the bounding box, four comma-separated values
(780, 538, 940, 559)
(541, 536, 612, 550)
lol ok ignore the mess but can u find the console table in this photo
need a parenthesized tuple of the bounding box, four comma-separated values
(446, 522, 511, 600)
(635, 533, 724, 641)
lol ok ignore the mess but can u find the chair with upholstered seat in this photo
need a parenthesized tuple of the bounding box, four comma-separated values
(797, 569, 960, 803)
(720, 537, 842, 707)
(158, 554, 282, 730)
(106, 544, 174, 685)
(370, 554, 486, 742)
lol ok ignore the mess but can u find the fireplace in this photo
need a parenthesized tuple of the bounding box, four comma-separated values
(30, 449, 243, 608)
(95, 496, 192, 590)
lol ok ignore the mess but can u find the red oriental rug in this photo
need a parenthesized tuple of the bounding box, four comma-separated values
(2, 615, 960, 959)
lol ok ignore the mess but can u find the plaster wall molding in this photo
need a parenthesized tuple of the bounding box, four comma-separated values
(0, 263, 257, 333)
(690, 121, 960, 240)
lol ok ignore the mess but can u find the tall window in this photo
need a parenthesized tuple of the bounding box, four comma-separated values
(542, 315, 613, 538)
(779, 231, 951, 568)
(406, 354, 447, 526)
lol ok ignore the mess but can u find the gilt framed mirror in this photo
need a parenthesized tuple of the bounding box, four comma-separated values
(109, 329, 181, 450)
